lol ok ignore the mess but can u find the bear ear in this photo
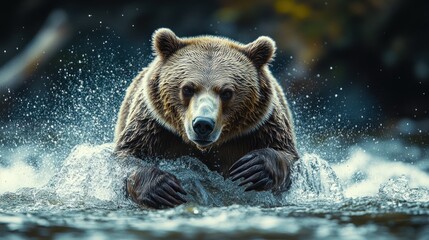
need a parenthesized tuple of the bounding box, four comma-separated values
(152, 28, 185, 60)
(243, 36, 276, 68)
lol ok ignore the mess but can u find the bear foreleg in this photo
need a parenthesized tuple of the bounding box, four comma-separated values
(228, 148, 295, 194)
(126, 166, 187, 209)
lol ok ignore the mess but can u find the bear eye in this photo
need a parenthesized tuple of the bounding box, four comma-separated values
(220, 89, 233, 101)
(182, 86, 195, 98)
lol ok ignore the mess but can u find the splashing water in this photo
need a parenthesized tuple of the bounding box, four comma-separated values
(1, 31, 429, 239)
(1, 141, 429, 239)
(333, 148, 429, 199)
(7, 144, 343, 208)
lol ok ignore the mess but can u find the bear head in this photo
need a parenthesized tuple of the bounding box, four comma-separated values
(145, 28, 277, 150)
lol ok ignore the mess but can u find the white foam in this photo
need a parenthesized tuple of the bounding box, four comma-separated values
(0, 161, 51, 193)
(288, 153, 344, 202)
(0, 146, 54, 194)
(332, 147, 429, 198)
(1, 143, 429, 205)
(52, 143, 126, 203)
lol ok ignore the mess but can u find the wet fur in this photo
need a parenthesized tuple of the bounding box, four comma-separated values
(114, 29, 299, 207)
(115, 69, 298, 176)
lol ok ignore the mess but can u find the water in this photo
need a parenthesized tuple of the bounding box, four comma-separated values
(1, 32, 429, 239)
(1, 141, 428, 239)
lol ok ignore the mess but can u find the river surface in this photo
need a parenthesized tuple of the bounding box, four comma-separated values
(1, 37, 429, 239)
(1, 139, 428, 239)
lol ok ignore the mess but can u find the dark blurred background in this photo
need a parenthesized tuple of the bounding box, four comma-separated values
(0, 0, 428, 152)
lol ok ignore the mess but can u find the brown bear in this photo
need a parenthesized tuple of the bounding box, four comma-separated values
(114, 28, 299, 209)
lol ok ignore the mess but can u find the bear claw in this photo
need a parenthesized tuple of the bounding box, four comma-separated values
(127, 167, 187, 209)
(229, 148, 289, 192)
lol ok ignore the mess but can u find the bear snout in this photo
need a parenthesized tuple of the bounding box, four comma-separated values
(192, 117, 215, 138)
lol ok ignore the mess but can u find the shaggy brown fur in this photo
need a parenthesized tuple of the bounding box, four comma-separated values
(114, 28, 299, 209)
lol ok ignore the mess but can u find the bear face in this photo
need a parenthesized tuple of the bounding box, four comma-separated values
(145, 29, 277, 150)
(116, 29, 299, 208)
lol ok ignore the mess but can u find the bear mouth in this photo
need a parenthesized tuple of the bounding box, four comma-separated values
(193, 139, 213, 147)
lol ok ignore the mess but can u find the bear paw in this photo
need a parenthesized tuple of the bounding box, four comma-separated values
(126, 167, 187, 209)
(229, 148, 290, 193)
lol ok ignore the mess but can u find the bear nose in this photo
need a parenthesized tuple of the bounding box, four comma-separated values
(192, 117, 215, 138)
